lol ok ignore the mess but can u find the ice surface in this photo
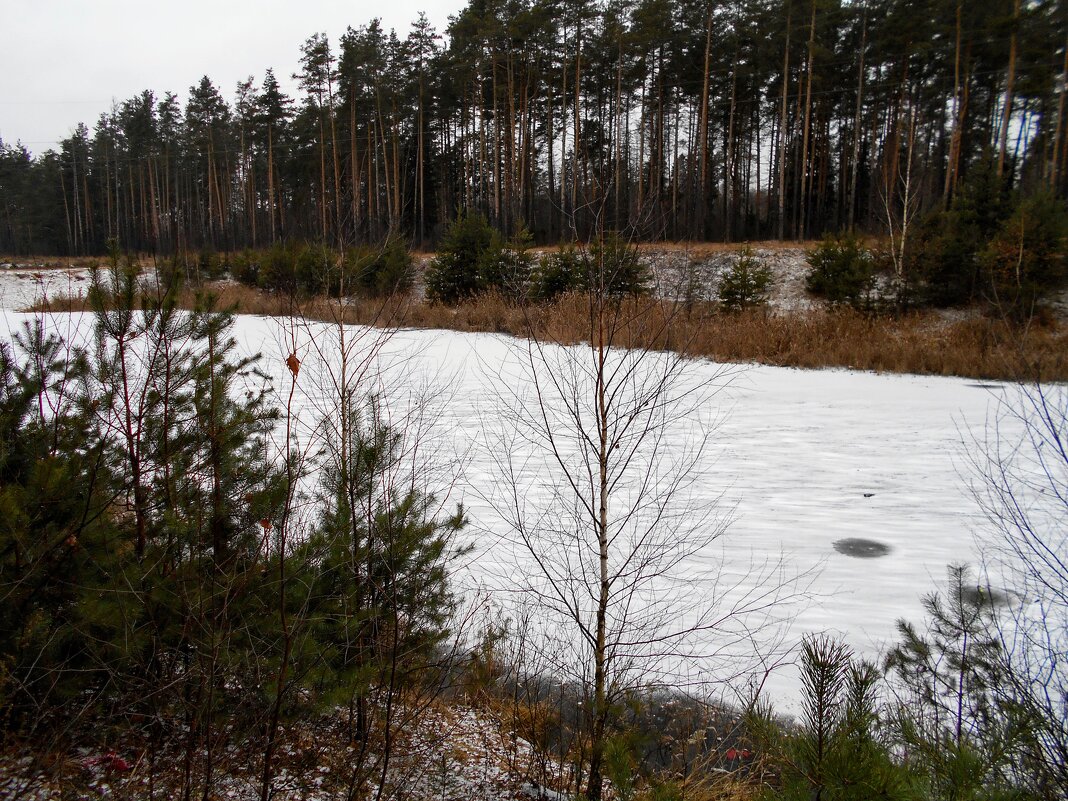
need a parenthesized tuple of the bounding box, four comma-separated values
(0, 307, 1021, 714)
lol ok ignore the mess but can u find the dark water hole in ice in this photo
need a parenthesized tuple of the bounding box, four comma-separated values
(833, 538, 892, 559)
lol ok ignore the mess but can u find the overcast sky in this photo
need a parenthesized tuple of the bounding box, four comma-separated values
(1, 0, 467, 155)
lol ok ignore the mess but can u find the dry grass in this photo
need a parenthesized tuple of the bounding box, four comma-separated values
(684, 307, 1067, 381)
(28, 284, 1067, 382)
(371, 293, 1066, 382)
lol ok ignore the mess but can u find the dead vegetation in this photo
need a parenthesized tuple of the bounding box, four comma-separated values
(0, 254, 129, 270)
(30, 283, 1067, 382)
(0, 674, 768, 801)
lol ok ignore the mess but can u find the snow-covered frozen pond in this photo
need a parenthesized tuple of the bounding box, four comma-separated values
(1, 307, 1022, 713)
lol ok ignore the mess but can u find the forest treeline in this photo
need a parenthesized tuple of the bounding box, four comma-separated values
(0, 0, 1065, 256)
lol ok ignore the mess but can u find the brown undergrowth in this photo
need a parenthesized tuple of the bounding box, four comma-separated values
(0, 254, 136, 269)
(28, 285, 1066, 382)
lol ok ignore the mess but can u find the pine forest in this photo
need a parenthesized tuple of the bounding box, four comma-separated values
(1, 0, 1065, 255)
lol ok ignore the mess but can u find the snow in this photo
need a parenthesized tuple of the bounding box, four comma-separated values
(644, 247, 819, 313)
(0, 305, 1023, 715)
(0, 266, 94, 311)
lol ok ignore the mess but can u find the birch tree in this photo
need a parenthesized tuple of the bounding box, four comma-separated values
(484, 229, 802, 801)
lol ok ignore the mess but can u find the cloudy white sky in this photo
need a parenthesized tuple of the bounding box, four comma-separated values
(1, 0, 467, 155)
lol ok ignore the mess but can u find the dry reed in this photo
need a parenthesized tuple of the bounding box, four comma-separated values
(26, 285, 1067, 382)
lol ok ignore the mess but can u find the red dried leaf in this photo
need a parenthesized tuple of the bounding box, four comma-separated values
(285, 352, 300, 377)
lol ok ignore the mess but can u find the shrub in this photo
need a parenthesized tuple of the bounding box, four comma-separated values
(588, 232, 648, 297)
(980, 192, 1068, 320)
(295, 242, 334, 295)
(231, 249, 260, 287)
(157, 252, 189, 292)
(198, 247, 226, 280)
(749, 635, 911, 801)
(159, 250, 228, 290)
(886, 565, 1038, 800)
(531, 246, 586, 302)
(909, 160, 1013, 308)
(346, 234, 414, 297)
(479, 227, 535, 302)
(806, 235, 875, 309)
(298, 404, 468, 734)
(718, 247, 773, 311)
(528, 236, 646, 303)
(158, 248, 222, 289)
(254, 242, 340, 296)
(425, 211, 499, 304)
(258, 242, 298, 294)
(425, 213, 540, 304)
(910, 210, 984, 307)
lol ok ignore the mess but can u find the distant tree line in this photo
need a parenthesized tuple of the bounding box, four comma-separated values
(0, 0, 1065, 256)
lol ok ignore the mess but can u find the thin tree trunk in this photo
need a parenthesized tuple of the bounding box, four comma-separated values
(615, 33, 625, 228)
(997, 0, 1022, 179)
(1050, 29, 1068, 187)
(417, 79, 426, 243)
(585, 273, 610, 801)
(944, 3, 963, 206)
(724, 70, 737, 242)
(61, 170, 74, 255)
(798, 0, 817, 241)
(849, 9, 867, 230)
(268, 126, 277, 243)
(493, 54, 502, 226)
(572, 20, 583, 224)
(777, 4, 792, 241)
(699, 4, 714, 238)
(329, 82, 342, 247)
(351, 92, 362, 241)
(320, 112, 328, 241)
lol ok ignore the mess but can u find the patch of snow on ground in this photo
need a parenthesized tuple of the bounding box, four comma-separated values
(645, 248, 818, 313)
(0, 266, 94, 311)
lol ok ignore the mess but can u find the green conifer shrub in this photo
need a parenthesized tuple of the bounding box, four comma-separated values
(479, 227, 535, 302)
(230, 249, 260, 286)
(886, 565, 1039, 801)
(909, 158, 1013, 308)
(751, 635, 913, 801)
(980, 193, 1068, 320)
(718, 247, 773, 311)
(805, 235, 876, 309)
(424, 211, 499, 303)
(258, 242, 299, 294)
(295, 403, 468, 738)
(295, 241, 334, 295)
(588, 232, 648, 297)
(345, 233, 414, 297)
(530, 246, 587, 302)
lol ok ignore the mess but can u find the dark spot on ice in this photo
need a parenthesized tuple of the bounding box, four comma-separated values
(863, 492, 875, 498)
(960, 585, 1018, 608)
(833, 538, 892, 559)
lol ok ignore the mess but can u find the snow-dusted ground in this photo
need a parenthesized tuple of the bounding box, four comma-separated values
(1, 303, 1025, 715)
(0, 265, 94, 310)
(0, 701, 564, 801)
